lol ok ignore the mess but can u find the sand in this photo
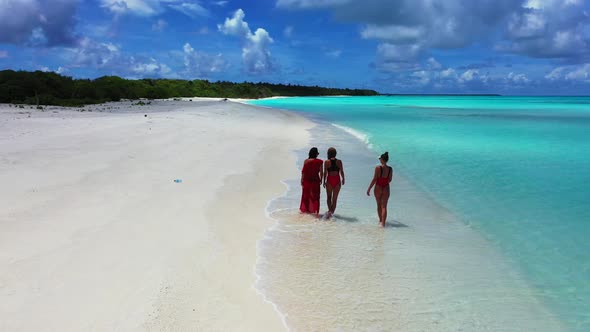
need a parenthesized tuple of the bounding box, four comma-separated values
(0, 100, 311, 331)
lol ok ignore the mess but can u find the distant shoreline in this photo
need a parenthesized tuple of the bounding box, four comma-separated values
(380, 93, 502, 96)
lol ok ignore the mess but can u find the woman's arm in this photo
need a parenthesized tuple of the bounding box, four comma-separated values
(389, 166, 393, 183)
(366, 167, 378, 196)
(339, 160, 345, 185)
(301, 159, 307, 186)
(323, 161, 328, 188)
(319, 161, 324, 186)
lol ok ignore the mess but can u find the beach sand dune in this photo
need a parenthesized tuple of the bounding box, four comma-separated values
(0, 100, 310, 331)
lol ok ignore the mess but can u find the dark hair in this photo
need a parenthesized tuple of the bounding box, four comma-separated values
(380, 151, 389, 162)
(308, 147, 319, 159)
(327, 147, 337, 159)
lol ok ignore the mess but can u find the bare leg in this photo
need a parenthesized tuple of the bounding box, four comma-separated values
(331, 184, 341, 214)
(326, 184, 333, 216)
(380, 186, 390, 227)
(374, 186, 383, 225)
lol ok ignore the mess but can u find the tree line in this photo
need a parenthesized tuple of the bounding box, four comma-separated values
(0, 70, 378, 106)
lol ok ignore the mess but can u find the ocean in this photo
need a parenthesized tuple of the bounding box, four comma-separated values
(249, 96, 590, 331)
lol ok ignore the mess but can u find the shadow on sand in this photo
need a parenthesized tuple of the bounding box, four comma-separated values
(331, 214, 359, 222)
(384, 220, 409, 228)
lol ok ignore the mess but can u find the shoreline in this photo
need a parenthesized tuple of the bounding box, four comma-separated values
(253, 114, 565, 331)
(0, 100, 312, 331)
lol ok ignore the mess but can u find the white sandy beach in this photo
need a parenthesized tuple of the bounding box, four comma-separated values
(0, 100, 311, 331)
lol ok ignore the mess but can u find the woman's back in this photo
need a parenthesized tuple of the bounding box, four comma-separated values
(303, 158, 323, 181)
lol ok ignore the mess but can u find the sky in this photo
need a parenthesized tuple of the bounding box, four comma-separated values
(0, 0, 589, 94)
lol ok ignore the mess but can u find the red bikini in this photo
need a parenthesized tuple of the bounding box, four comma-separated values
(376, 166, 392, 188)
(326, 158, 341, 187)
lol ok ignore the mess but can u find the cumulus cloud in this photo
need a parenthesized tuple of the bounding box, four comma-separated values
(182, 43, 227, 77)
(100, 0, 208, 17)
(460, 69, 479, 83)
(218, 9, 251, 36)
(39, 66, 68, 74)
(277, 0, 590, 71)
(458, 60, 496, 70)
(0, 0, 78, 46)
(545, 63, 590, 82)
(68, 38, 121, 68)
(373, 42, 424, 71)
(64, 37, 173, 77)
(439, 68, 458, 80)
(426, 57, 442, 70)
(279, 0, 522, 72)
(218, 9, 275, 74)
(168, 2, 208, 17)
(501, 0, 590, 60)
(506, 72, 530, 84)
(277, 0, 350, 9)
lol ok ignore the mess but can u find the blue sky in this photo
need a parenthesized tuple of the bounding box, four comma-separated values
(0, 0, 589, 94)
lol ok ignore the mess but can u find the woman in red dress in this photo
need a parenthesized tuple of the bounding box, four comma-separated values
(367, 152, 393, 227)
(300, 147, 323, 215)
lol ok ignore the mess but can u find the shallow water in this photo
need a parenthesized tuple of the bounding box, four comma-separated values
(255, 120, 565, 331)
(251, 96, 590, 331)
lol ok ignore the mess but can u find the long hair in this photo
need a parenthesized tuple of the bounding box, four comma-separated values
(327, 147, 337, 159)
(308, 147, 319, 159)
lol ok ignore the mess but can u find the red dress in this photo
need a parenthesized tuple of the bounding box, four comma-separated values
(300, 158, 323, 214)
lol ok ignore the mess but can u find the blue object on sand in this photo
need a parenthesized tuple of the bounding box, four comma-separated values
(174, 179, 182, 183)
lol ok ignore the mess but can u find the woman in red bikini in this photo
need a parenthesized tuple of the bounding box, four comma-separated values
(367, 152, 393, 227)
(323, 147, 345, 217)
(300, 147, 323, 216)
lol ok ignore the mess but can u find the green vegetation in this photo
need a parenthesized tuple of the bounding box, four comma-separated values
(0, 70, 378, 106)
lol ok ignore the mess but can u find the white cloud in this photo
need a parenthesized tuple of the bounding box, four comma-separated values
(68, 37, 121, 68)
(278, 0, 589, 68)
(218, 9, 250, 37)
(326, 50, 342, 58)
(426, 57, 442, 70)
(152, 19, 167, 31)
(276, 0, 350, 9)
(0, 50, 8, 58)
(544, 64, 590, 82)
(0, 0, 78, 46)
(411, 70, 430, 85)
(218, 9, 275, 74)
(100, 0, 209, 17)
(39, 66, 68, 74)
(440, 68, 458, 80)
(460, 69, 479, 82)
(545, 66, 567, 80)
(101, 0, 160, 15)
(564, 64, 590, 81)
(129, 57, 171, 76)
(64, 37, 174, 78)
(502, 0, 589, 59)
(361, 25, 424, 44)
(168, 2, 208, 17)
(183, 42, 227, 77)
(507, 72, 530, 84)
(284, 25, 294, 38)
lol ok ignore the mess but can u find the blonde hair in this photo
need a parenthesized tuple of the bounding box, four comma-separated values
(327, 147, 337, 159)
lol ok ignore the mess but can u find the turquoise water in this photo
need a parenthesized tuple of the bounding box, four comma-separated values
(251, 96, 590, 331)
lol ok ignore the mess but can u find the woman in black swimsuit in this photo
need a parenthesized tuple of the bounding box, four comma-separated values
(323, 147, 345, 217)
(367, 152, 393, 227)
